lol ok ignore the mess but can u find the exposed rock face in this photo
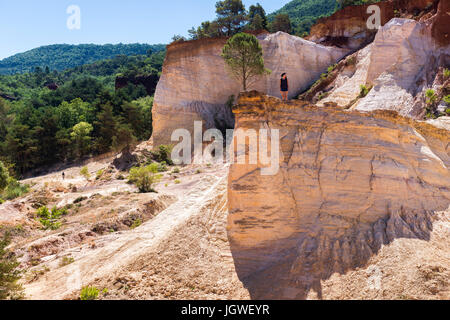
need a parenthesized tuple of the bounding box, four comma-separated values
(431, 0, 450, 46)
(317, 17, 449, 118)
(307, 1, 395, 50)
(228, 92, 450, 299)
(307, 0, 437, 50)
(152, 32, 348, 146)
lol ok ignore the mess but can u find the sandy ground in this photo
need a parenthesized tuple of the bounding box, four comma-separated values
(0, 151, 448, 300)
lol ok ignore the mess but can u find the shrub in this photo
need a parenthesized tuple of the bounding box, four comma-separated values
(151, 145, 174, 165)
(59, 256, 75, 267)
(2, 178, 29, 200)
(425, 89, 438, 118)
(73, 196, 87, 204)
(444, 68, 450, 79)
(327, 64, 337, 74)
(0, 236, 23, 300)
(130, 219, 142, 229)
(80, 167, 90, 180)
(0, 161, 9, 193)
(172, 167, 180, 174)
(359, 85, 371, 98)
(36, 206, 68, 230)
(174, 179, 181, 184)
(443, 95, 450, 105)
(95, 170, 104, 180)
(157, 161, 168, 173)
(425, 89, 437, 105)
(128, 165, 162, 193)
(80, 286, 99, 300)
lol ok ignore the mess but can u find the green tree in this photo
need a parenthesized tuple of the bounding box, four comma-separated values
(94, 103, 117, 153)
(0, 161, 9, 192)
(271, 14, 292, 33)
(0, 236, 23, 300)
(128, 164, 162, 193)
(71, 122, 93, 158)
(248, 3, 268, 30)
(112, 123, 137, 153)
(221, 33, 271, 91)
(216, 0, 248, 36)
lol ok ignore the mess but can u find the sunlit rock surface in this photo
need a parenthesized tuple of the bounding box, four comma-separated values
(152, 32, 348, 146)
(228, 92, 450, 299)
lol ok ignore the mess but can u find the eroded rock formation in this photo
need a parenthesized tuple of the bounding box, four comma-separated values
(307, 0, 437, 50)
(316, 17, 449, 118)
(227, 92, 450, 299)
(152, 32, 348, 146)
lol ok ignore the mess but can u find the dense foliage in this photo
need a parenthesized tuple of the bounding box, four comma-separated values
(221, 33, 270, 91)
(268, 0, 339, 36)
(0, 49, 164, 176)
(0, 43, 165, 75)
(187, 0, 270, 40)
(0, 235, 23, 300)
(185, 0, 352, 40)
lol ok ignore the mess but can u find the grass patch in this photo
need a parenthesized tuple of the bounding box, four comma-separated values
(80, 286, 99, 300)
(36, 206, 68, 230)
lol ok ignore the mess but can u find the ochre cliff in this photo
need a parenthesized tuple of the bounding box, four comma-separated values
(152, 32, 348, 146)
(227, 92, 450, 299)
(315, 16, 449, 118)
(307, 0, 437, 50)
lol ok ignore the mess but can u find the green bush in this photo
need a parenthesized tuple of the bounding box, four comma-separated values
(0, 236, 23, 300)
(80, 167, 91, 180)
(130, 219, 142, 229)
(327, 64, 337, 73)
(157, 161, 168, 173)
(128, 164, 162, 193)
(426, 89, 437, 105)
(59, 256, 75, 267)
(359, 84, 371, 98)
(36, 206, 68, 230)
(80, 286, 99, 300)
(444, 68, 450, 79)
(151, 145, 174, 165)
(2, 178, 29, 200)
(95, 170, 104, 180)
(443, 95, 450, 105)
(0, 161, 9, 193)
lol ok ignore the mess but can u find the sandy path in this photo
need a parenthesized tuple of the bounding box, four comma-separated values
(24, 165, 229, 300)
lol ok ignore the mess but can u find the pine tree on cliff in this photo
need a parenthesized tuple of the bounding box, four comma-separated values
(248, 3, 268, 30)
(271, 14, 292, 34)
(216, 0, 247, 36)
(221, 33, 271, 91)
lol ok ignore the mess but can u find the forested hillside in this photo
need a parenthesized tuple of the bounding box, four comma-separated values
(0, 49, 166, 175)
(0, 43, 165, 75)
(268, 0, 339, 36)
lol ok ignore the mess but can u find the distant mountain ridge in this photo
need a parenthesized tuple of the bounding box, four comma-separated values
(0, 43, 165, 75)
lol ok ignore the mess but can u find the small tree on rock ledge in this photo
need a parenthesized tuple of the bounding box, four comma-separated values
(221, 33, 271, 91)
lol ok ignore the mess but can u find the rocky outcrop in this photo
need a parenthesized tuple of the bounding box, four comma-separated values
(307, 0, 437, 50)
(315, 17, 449, 118)
(227, 92, 450, 299)
(431, 0, 450, 46)
(152, 32, 348, 146)
(307, 1, 395, 50)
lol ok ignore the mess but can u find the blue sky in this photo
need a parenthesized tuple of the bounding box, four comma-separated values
(0, 0, 290, 60)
